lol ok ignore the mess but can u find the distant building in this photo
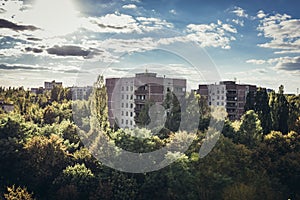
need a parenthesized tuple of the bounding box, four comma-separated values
(106, 71, 186, 129)
(30, 87, 44, 95)
(197, 81, 257, 120)
(44, 80, 62, 90)
(0, 100, 14, 113)
(71, 86, 93, 100)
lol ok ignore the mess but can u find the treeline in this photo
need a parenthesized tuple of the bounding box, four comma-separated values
(0, 82, 300, 200)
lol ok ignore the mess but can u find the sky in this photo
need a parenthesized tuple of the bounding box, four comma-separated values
(0, 0, 300, 93)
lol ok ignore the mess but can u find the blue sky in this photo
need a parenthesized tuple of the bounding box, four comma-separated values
(0, 0, 300, 93)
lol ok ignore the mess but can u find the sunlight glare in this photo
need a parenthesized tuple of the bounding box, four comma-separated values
(24, 0, 80, 37)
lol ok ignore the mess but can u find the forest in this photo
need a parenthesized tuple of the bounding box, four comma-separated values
(0, 78, 300, 200)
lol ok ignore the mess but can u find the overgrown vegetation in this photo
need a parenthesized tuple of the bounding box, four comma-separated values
(0, 82, 299, 199)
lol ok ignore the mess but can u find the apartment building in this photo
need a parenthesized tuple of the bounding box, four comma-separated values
(106, 72, 186, 129)
(71, 86, 93, 100)
(197, 81, 256, 120)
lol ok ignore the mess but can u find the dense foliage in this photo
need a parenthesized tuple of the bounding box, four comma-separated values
(0, 84, 300, 199)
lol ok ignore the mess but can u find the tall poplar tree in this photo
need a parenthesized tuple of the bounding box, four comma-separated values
(91, 75, 110, 132)
(269, 85, 289, 134)
(255, 87, 272, 134)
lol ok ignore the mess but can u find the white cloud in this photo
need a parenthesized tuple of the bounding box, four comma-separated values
(184, 20, 237, 49)
(272, 56, 300, 72)
(245, 56, 300, 73)
(257, 10, 266, 19)
(136, 16, 174, 31)
(83, 14, 174, 34)
(122, 4, 137, 9)
(232, 19, 244, 27)
(100, 37, 157, 53)
(222, 24, 237, 33)
(246, 59, 266, 65)
(169, 9, 177, 15)
(87, 13, 141, 33)
(231, 6, 248, 18)
(257, 12, 300, 53)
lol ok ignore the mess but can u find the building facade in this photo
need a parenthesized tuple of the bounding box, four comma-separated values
(197, 81, 256, 120)
(71, 86, 93, 100)
(44, 80, 63, 90)
(106, 72, 186, 129)
(0, 100, 14, 113)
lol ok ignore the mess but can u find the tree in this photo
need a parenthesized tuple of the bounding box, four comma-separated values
(163, 89, 181, 132)
(4, 185, 35, 200)
(43, 105, 58, 124)
(244, 90, 255, 111)
(237, 110, 263, 148)
(51, 85, 64, 102)
(53, 163, 96, 199)
(254, 87, 272, 134)
(287, 95, 300, 133)
(135, 100, 154, 127)
(90, 75, 110, 132)
(23, 134, 70, 194)
(270, 85, 289, 134)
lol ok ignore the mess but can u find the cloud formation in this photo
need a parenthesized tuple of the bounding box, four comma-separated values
(0, 63, 47, 71)
(272, 56, 300, 72)
(0, 18, 38, 31)
(257, 12, 300, 54)
(46, 45, 91, 57)
(122, 4, 137, 9)
(185, 20, 237, 49)
(246, 59, 266, 65)
(231, 6, 248, 18)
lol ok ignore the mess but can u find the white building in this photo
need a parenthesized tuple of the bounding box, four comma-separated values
(207, 84, 226, 107)
(106, 77, 136, 129)
(106, 72, 186, 129)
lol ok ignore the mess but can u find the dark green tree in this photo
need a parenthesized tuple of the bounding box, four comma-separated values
(135, 100, 154, 127)
(244, 91, 255, 111)
(51, 85, 64, 102)
(255, 87, 272, 134)
(270, 85, 289, 134)
(287, 95, 300, 132)
(163, 89, 181, 132)
(237, 110, 263, 148)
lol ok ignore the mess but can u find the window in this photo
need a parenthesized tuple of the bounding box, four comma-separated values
(217, 96, 220, 100)
(217, 102, 219, 106)
(121, 111, 124, 116)
(126, 120, 128, 125)
(122, 94, 124, 99)
(121, 119, 124, 124)
(121, 103, 124, 108)
(126, 86, 129, 91)
(126, 111, 128, 116)
(130, 121, 133, 125)
(126, 103, 128, 108)
(130, 112, 133, 117)
(131, 86, 133, 91)
(130, 95, 133, 100)
(122, 86, 124, 91)
(126, 95, 129, 100)
(130, 103, 133, 108)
